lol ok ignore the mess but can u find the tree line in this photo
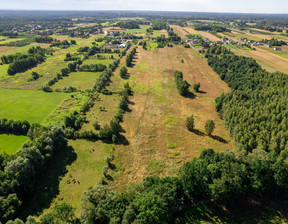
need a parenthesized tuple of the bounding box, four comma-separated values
(42, 59, 82, 92)
(50, 39, 76, 49)
(126, 47, 136, 67)
(0, 119, 30, 135)
(194, 24, 231, 33)
(174, 70, 190, 96)
(21, 147, 288, 224)
(35, 36, 55, 43)
(262, 38, 287, 46)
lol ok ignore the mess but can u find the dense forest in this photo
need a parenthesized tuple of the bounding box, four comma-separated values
(205, 46, 288, 154)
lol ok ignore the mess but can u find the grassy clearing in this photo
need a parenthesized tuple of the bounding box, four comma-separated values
(0, 89, 67, 123)
(43, 92, 90, 127)
(146, 41, 158, 50)
(110, 46, 235, 191)
(52, 71, 100, 91)
(0, 46, 17, 54)
(0, 133, 29, 155)
(0, 44, 33, 57)
(38, 140, 114, 216)
(20, 139, 113, 219)
(83, 57, 115, 66)
(81, 94, 122, 132)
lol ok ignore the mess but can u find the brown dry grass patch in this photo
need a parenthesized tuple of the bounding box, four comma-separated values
(184, 27, 221, 41)
(110, 46, 235, 191)
(0, 46, 16, 53)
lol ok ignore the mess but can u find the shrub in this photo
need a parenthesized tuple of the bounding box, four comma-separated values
(93, 121, 101, 130)
(205, 119, 215, 136)
(193, 83, 200, 92)
(185, 115, 194, 131)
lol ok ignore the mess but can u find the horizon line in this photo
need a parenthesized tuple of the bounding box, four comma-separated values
(0, 9, 288, 15)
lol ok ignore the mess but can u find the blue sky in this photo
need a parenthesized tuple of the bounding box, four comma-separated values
(1, 0, 288, 13)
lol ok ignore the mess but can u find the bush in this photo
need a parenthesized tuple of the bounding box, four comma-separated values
(93, 121, 101, 130)
(205, 119, 215, 136)
(193, 83, 200, 92)
(185, 115, 194, 131)
(120, 66, 128, 78)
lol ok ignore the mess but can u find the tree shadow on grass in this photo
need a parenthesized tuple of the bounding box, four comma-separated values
(184, 91, 196, 100)
(19, 146, 77, 220)
(129, 100, 135, 105)
(105, 174, 114, 181)
(211, 135, 228, 144)
(192, 129, 206, 136)
(117, 134, 129, 146)
(122, 74, 131, 79)
(174, 199, 288, 224)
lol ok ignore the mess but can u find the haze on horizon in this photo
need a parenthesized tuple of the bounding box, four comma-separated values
(1, 0, 288, 14)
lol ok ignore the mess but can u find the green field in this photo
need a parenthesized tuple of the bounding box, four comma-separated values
(121, 26, 148, 34)
(52, 71, 100, 90)
(0, 35, 101, 90)
(0, 133, 29, 155)
(0, 89, 68, 123)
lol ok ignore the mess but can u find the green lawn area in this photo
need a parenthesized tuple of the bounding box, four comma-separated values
(147, 42, 158, 50)
(0, 133, 29, 155)
(52, 71, 100, 90)
(0, 89, 68, 123)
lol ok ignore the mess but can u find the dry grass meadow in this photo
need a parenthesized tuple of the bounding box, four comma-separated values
(109, 46, 235, 191)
